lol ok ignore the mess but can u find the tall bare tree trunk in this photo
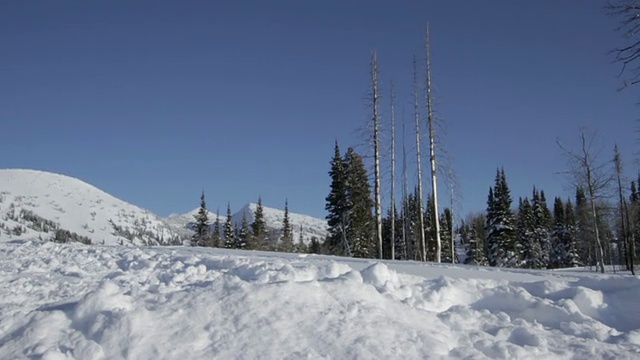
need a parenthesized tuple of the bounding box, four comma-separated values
(450, 185, 455, 263)
(371, 51, 383, 259)
(390, 80, 396, 260)
(402, 109, 409, 260)
(614, 144, 634, 274)
(413, 56, 427, 262)
(425, 25, 442, 263)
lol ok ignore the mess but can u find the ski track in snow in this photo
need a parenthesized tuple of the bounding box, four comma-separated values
(1, 239, 639, 359)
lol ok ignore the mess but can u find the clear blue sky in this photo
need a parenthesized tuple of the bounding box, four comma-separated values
(1, 0, 638, 219)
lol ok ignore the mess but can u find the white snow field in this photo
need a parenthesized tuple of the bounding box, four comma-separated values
(1, 239, 639, 359)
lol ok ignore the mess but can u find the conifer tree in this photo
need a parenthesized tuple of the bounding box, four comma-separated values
(325, 141, 349, 255)
(344, 147, 375, 258)
(439, 208, 453, 263)
(532, 188, 551, 268)
(212, 209, 221, 247)
(465, 214, 488, 265)
(295, 224, 308, 253)
(518, 197, 538, 269)
(192, 191, 210, 247)
(224, 203, 234, 249)
(251, 197, 267, 250)
(563, 199, 581, 267)
(280, 200, 294, 252)
(549, 197, 566, 269)
(485, 169, 518, 267)
(236, 211, 250, 250)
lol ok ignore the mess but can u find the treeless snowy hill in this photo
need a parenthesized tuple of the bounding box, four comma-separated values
(165, 202, 328, 244)
(1, 238, 639, 359)
(0, 169, 184, 246)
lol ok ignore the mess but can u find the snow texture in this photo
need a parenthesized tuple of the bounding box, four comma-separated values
(0, 169, 184, 246)
(1, 238, 639, 359)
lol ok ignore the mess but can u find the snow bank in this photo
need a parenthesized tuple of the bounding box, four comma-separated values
(1, 239, 639, 359)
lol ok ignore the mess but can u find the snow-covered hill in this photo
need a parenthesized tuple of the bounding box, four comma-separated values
(1, 238, 639, 359)
(0, 169, 184, 246)
(165, 202, 328, 244)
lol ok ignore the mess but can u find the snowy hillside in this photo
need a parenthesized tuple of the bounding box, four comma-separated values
(166, 202, 328, 244)
(1, 238, 639, 359)
(0, 169, 184, 246)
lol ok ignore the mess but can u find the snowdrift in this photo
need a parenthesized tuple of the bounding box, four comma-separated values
(1, 239, 639, 359)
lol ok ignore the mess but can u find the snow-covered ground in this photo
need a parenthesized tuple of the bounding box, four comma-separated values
(1, 238, 639, 359)
(0, 169, 183, 246)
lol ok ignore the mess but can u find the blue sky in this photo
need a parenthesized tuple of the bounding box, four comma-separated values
(1, 0, 638, 220)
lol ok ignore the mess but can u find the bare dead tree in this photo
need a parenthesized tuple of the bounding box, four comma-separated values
(413, 56, 427, 262)
(607, 0, 640, 89)
(390, 80, 396, 260)
(557, 128, 613, 273)
(613, 144, 635, 274)
(425, 24, 442, 263)
(371, 50, 383, 259)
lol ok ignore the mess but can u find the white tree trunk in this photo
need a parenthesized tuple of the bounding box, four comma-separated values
(425, 25, 442, 263)
(414, 57, 427, 262)
(390, 80, 396, 261)
(372, 51, 383, 259)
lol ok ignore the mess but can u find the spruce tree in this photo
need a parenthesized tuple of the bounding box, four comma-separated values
(212, 209, 222, 247)
(440, 208, 453, 263)
(518, 197, 538, 268)
(549, 197, 566, 269)
(575, 187, 592, 266)
(224, 203, 235, 249)
(564, 200, 581, 267)
(280, 200, 294, 252)
(295, 224, 308, 253)
(325, 141, 349, 255)
(192, 191, 210, 247)
(236, 211, 250, 250)
(344, 147, 375, 258)
(251, 197, 267, 250)
(532, 188, 551, 268)
(485, 169, 518, 267)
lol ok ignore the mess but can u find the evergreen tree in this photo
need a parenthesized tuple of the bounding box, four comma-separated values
(192, 191, 210, 247)
(531, 188, 551, 268)
(518, 197, 538, 268)
(212, 209, 222, 247)
(439, 208, 453, 263)
(224, 203, 235, 249)
(308, 237, 322, 254)
(251, 197, 267, 250)
(575, 187, 592, 266)
(549, 197, 566, 269)
(295, 224, 308, 253)
(485, 168, 518, 267)
(465, 214, 488, 265)
(280, 200, 294, 252)
(236, 211, 250, 250)
(563, 200, 581, 267)
(325, 141, 349, 255)
(344, 147, 375, 258)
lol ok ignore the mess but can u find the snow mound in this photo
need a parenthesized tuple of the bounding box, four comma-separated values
(1, 239, 639, 359)
(0, 169, 183, 246)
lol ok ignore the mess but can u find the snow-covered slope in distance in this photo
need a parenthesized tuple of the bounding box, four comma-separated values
(1, 238, 639, 359)
(165, 202, 328, 244)
(0, 169, 183, 245)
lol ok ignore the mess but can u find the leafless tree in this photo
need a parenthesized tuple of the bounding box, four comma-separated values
(557, 128, 613, 273)
(371, 51, 383, 259)
(413, 56, 427, 262)
(607, 0, 640, 88)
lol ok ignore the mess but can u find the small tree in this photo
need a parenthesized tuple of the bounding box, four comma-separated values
(251, 197, 267, 250)
(224, 203, 234, 249)
(236, 211, 250, 250)
(280, 200, 294, 252)
(192, 191, 210, 247)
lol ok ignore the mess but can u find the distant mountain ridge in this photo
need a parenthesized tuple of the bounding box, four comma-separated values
(164, 202, 328, 245)
(0, 169, 327, 246)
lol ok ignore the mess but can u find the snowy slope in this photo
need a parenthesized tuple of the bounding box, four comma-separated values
(165, 202, 328, 244)
(1, 238, 639, 359)
(0, 169, 184, 246)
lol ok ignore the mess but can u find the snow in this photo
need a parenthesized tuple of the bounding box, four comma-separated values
(0, 169, 184, 246)
(2, 238, 639, 359)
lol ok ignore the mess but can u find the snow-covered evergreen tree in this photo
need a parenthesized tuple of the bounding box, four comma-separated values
(518, 197, 538, 269)
(549, 197, 566, 269)
(531, 188, 551, 268)
(212, 209, 221, 247)
(280, 200, 294, 252)
(251, 197, 267, 250)
(485, 169, 518, 267)
(224, 203, 234, 249)
(439, 208, 453, 263)
(325, 141, 349, 256)
(192, 191, 210, 247)
(563, 199, 581, 267)
(344, 147, 375, 258)
(236, 211, 250, 250)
